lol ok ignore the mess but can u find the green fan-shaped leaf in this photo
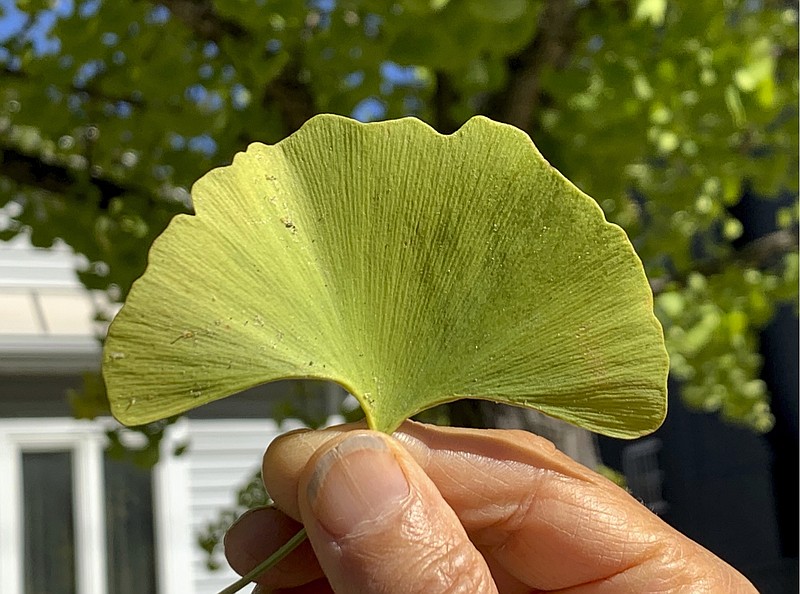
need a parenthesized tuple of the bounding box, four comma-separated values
(103, 115, 668, 438)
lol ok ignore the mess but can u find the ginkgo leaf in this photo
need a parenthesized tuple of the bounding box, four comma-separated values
(103, 115, 668, 438)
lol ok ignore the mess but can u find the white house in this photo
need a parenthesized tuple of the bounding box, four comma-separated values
(0, 237, 341, 594)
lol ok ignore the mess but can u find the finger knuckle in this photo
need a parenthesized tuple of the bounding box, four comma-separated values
(406, 533, 494, 594)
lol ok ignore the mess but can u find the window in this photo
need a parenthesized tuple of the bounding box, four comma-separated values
(104, 455, 157, 594)
(22, 451, 77, 594)
(0, 419, 190, 594)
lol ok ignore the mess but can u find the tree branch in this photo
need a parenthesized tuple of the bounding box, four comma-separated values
(2, 66, 147, 109)
(433, 72, 459, 134)
(0, 144, 150, 207)
(261, 61, 317, 135)
(649, 228, 799, 295)
(156, 0, 247, 41)
(491, 0, 580, 131)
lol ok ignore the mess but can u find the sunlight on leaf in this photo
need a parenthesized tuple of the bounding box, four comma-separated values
(103, 115, 668, 438)
(634, 0, 668, 26)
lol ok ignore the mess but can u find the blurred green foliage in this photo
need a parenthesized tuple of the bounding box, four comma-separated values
(0, 0, 797, 437)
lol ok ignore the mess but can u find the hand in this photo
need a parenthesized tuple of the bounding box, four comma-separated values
(224, 421, 757, 593)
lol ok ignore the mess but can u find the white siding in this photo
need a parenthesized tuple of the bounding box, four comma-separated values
(183, 419, 285, 594)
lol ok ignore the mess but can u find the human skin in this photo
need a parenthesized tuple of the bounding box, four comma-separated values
(224, 421, 758, 593)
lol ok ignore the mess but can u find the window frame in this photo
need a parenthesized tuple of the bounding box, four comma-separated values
(0, 418, 191, 594)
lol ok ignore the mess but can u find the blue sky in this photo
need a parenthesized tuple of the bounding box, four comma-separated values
(0, 0, 74, 54)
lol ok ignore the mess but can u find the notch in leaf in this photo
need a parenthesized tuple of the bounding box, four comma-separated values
(103, 115, 668, 438)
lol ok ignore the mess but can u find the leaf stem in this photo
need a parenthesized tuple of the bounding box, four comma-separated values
(215, 527, 308, 594)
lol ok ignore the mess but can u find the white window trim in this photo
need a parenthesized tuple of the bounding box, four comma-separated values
(153, 418, 194, 594)
(0, 418, 192, 594)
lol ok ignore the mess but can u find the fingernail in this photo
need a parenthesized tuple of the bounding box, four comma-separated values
(307, 433, 409, 536)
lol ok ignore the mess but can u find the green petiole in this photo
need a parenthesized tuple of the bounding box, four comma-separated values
(216, 527, 308, 594)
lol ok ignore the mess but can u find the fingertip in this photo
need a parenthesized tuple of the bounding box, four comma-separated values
(262, 422, 370, 521)
(262, 428, 333, 520)
(296, 431, 496, 593)
(302, 432, 409, 537)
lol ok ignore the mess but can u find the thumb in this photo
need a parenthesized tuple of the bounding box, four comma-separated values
(296, 430, 497, 594)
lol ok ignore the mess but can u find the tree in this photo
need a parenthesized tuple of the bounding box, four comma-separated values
(0, 0, 796, 436)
